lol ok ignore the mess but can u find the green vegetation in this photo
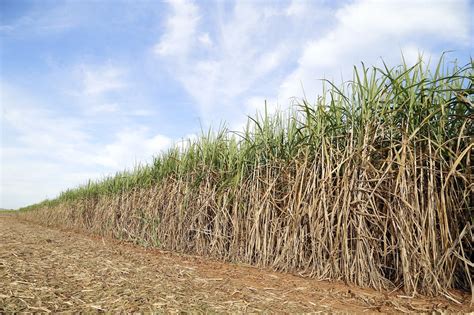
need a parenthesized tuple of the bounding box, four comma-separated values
(20, 55, 473, 298)
(0, 208, 17, 213)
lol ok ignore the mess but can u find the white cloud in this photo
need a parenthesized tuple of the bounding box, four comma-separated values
(129, 109, 156, 116)
(285, 0, 317, 17)
(80, 64, 126, 96)
(153, 0, 470, 130)
(1, 157, 104, 208)
(0, 2, 81, 35)
(2, 91, 90, 158)
(90, 103, 120, 113)
(1, 83, 172, 208)
(97, 128, 172, 169)
(154, 1, 315, 125)
(254, 47, 289, 78)
(198, 32, 213, 47)
(278, 0, 470, 102)
(336, 0, 468, 41)
(61, 62, 153, 118)
(153, 0, 200, 57)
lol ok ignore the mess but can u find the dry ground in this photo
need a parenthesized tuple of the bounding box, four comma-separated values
(0, 214, 472, 313)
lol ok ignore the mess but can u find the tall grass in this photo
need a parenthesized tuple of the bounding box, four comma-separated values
(20, 55, 473, 299)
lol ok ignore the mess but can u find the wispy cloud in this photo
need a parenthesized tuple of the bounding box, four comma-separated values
(153, 0, 201, 57)
(153, 1, 329, 126)
(1, 83, 172, 208)
(63, 61, 155, 118)
(0, 2, 84, 35)
(97, 128, 172, 169)
(80, 64, 127, 96)
(153, 0, 472, 128)
(278, 0, 470, 102)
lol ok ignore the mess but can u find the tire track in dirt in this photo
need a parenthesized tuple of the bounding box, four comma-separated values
(0, 215, 471, 312)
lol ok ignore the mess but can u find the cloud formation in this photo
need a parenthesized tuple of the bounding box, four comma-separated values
(153, 0, 201, 57)
(279, 0, 471, 102)
(154, 0, 471, 127)
(1, 83, 172, 208)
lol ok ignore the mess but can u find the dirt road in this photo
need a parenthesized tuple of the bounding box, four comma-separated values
(0, 214, 471, 313)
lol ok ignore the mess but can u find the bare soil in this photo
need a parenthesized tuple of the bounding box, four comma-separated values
(0, 214, 472, 313)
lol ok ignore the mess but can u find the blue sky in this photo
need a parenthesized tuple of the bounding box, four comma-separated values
(1, 0, 472, 209)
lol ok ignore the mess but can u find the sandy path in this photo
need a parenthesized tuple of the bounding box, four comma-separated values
(0, 214, 471, 313)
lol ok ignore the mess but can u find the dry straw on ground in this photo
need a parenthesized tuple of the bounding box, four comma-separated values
(2, 215, 471, 312)
(20, 56, 473, 301)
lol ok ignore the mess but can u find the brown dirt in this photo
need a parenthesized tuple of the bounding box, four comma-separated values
(0, 214, 472, 313)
